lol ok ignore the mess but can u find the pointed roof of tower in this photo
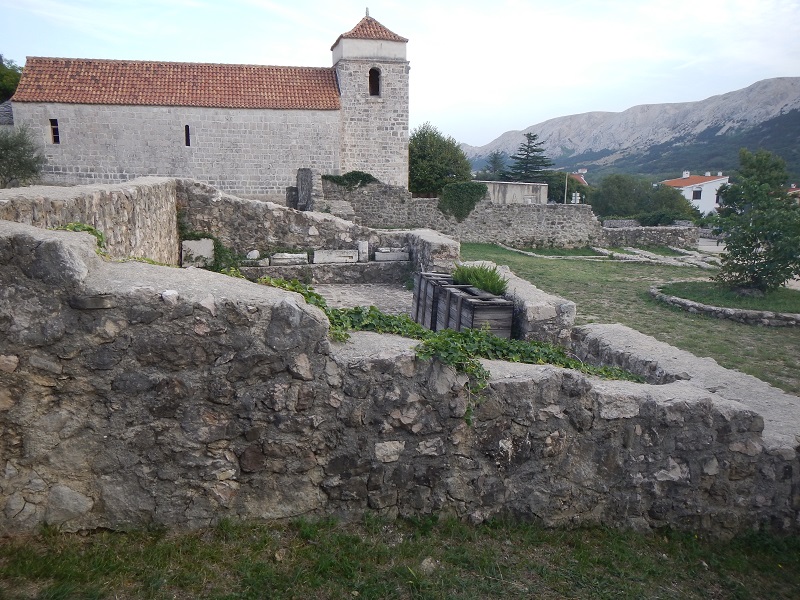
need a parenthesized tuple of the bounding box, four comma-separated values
(331, 16, 408, 50)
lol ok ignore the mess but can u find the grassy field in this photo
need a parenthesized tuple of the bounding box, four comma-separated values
(1, 517, 799, 599)
(461, 243, 800, 395)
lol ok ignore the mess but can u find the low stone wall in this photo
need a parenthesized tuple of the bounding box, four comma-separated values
(0, 178, 180, 264)
(650, 285, 800, 327)
(2, 222, 798, 537)
(178, 179, 458, 274)
(240, 261, 412, 285)
(602, 226, 699, 248)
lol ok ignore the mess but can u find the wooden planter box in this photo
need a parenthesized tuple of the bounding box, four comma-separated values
(436, 285, 513, 339)
(412, 272, 453, 330)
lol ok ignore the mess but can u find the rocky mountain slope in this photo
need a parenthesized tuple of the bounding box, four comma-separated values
(463, 78, 800, 180)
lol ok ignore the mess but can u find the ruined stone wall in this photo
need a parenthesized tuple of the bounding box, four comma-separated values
(1, 222, 798, 537)
(11, 103, 341, 202)
(602, 226, 699, 248)
(0, 177, 179, 264)
(321, 181, 604, 248)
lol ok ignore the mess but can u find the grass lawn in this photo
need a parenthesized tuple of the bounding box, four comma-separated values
(516, 246, 605, 257)
(1, 517, 798, 599)
(661, 281, 800, 313)
(461, 243, 800, 395)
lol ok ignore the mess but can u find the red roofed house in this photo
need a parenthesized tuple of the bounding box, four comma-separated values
(660, 171, 729, 215)
(10, 14, 409, 200)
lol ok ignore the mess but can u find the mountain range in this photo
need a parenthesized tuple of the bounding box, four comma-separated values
(461, 77, 800, 183)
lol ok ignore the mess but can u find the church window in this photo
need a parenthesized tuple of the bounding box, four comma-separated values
(49, 119, 60, 144)
(369, 68, 380, 96)
(185, 125, 191, 147)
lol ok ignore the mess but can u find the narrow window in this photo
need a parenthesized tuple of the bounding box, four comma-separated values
(49, 119, 60, 144)
(692, 188, 702, 200)
(184, 125, 191, 147)
(368, 68, 380, 96)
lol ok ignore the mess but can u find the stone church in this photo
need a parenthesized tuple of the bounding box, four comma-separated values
(10, 14, 409, 201)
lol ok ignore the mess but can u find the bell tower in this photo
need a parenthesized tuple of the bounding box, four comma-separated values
(332, 13, 409, 188)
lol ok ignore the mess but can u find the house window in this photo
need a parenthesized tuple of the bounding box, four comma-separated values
(368, 68, 380, 96)
(185, 125, 191, 147)
(692, 188, 702, 200)
(49, 119, 60, 144)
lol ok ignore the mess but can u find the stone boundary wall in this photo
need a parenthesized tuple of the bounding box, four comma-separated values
(602, 219, 640, 228)
(321, 181, 604, 248)
(649, 285, 800, 327)
(0, 178, 460, 275)
(602, 226, 699, 248)
(1, 222, 798, 538)
(0, 178, 180, 264)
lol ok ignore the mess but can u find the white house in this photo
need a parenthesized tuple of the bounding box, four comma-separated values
(661, 171, 729, 215)
(10, 14, 409, 202)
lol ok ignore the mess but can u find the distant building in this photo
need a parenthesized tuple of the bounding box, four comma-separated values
(661, 171, 729, 215)
(10, 14, 410, 201)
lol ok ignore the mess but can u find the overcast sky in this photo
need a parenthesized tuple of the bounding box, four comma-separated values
(2, 0, 798, 146)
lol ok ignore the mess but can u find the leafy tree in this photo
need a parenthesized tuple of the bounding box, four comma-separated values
(587, 173, 697, 218)
(713, 149, 800, 292)
(0, 126, 46, 188)
(503, 132, 553, 182)
(0, 55, 22, 103)
(409, 122, 471, 197)
(474, 150, 506, 181)
(547, 171, 591, 204)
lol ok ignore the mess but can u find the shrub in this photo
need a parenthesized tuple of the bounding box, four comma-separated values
(322, 171, 378, 190)
(452, 263, 508, 295)
(0, 126, 46, 188)
(437, 181, 488, 222)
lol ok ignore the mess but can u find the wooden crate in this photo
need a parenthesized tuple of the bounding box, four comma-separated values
(436, 285, 514, 339)
(412, 272, 453, 330)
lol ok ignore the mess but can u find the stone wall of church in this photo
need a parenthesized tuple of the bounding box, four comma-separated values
(11, 103, 342, 202)
(336, 60, 409, 188)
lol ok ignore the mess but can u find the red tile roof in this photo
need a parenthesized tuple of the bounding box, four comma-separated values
(12, 57, 341, 110)
(331, 16, 408, 49)
(661, 174, 728, 188)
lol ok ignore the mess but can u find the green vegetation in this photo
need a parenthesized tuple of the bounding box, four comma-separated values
(53, 222, 106, 250)
(461, 243, 800, 395)
(661, 280, 800, 313)
(713, 149, 800, 292)
(0, 55, 22, 103)
(177, 210, 244, 273)
(437, 181, 488, 221)
(1, 517, 797, 599)
(588, 173, 698, 219)
(473, 149, 507, 181)
(322, 170, 378, 189)
(502, 132, 553, 183)
(409, 122, 472, 197)
(0, 125, 46, 188)
(452, 263, 509, 295)
(256, 276, 640, 400)
(517, 246, 604, 257)
(637, 245, 686, 257)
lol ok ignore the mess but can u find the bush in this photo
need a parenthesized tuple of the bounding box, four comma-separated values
(0, 126, 46, 188)
(409, 122, 472, 197)
(437, 181, 488, 222)
(452, 263, 508, 295)
(321, 171, 378, 190)
(637, 210, 685, 226)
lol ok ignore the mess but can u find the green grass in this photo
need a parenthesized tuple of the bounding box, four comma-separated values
(517, 246, 605, 257)
(461, 243, 800, 395)
(1, 518, 798, 599)
(660, 280, 800, 313)
(636, 245, 686, 257)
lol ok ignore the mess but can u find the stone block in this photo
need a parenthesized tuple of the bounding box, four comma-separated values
(182, 239, 214, 268)
(374, 251, 410, 262)
(270, 253, 308, 266)
(357, 240, 369, 263)
(313, 249, 358, 264)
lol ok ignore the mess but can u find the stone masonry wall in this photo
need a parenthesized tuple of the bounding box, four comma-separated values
(11, 103, 341, 202)
(321, 181, 604, 248)
(0, 177, 179, 264)
(1, 222, 798, 537)
(602, 226, 699, 248)
(336, 60, 409, 188)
